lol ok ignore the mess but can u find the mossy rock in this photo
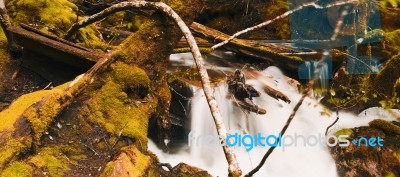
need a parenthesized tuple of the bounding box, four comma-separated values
(369, 119, 400, 135)
(28, 146, 71, 177)
(111, 61, 150, 98)
(100, 146, 152, 177)
(78, 65, 155, 149)
(370, 54, 400, 96)
(334, 128, 353, 137)
(0, 82, 70, 171)
(6, 0, 108, 50)
(1, 162, 33, 177)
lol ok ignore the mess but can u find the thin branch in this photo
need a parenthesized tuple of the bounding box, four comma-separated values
(65, 2, 242, 176)
(246, 6, 351, 176)
(325, 110, 339, 135)
(211, 0, 358, 50)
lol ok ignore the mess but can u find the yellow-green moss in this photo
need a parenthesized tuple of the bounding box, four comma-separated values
(111, 61, 150, 90)
(0, 83, 72, 170)
(0, 139, 32, 172)
(28, 146, 71, 177)
(121, 146, 152, 176)
(334, 128, 353, 137)
(7, 0, 77, 31)
(76, 26, 109, 51)
(99, 161, 115, 177)
(385, 171, 396, 177)
(262, 0, 290, 39)
(369, 119, 400, 135)
(6, 0, 108, 50)
(100, 146, 152, 177)
(0, 90, 52, 133)
(384, 30, 400, 53)
(22, 82, 72, 142)
(1, 162, 33, 177)
(78, 66, 156, 149)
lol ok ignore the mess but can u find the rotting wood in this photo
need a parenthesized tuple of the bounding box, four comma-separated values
(7, 24, 101, 69)
(263, 84, 291, 103)
(190, 22, 319, 71)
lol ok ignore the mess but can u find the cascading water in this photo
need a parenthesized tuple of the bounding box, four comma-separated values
(298, 60, 331, 91)
(149, 53, 398, 177)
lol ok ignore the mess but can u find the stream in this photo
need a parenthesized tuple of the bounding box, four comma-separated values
(148, 51, 398, 177)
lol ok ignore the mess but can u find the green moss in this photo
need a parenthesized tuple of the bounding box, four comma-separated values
(334, 128, 353, 137)
(172, 47, 212, 54)
(0, 83, 72, 170)
(385, 171, 396, 177)
(28, 146, 70, 177)
(111, 61, 150, 91)
(0, 139, 32, 172)
(76, 26, 109, 51)
(99, 161, 115, 177)
(369, 119, 400, 135)
(384, 30, 400, 53)
(78, 66, 156, 149)
(0, 90, 52, 133)
(23, 82, 72, 142)
(1, 162, 33, 177)
(6, 0, 108, 50)
(122, 146, 152, 176)
(7, 0, 77, 31)
(100, 146, 152, 177)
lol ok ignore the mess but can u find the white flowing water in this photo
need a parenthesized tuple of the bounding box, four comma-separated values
(149, 53, 399, 177)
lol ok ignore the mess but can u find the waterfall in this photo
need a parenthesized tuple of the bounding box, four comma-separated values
(298, 60, 331, 93)
(149, 60, 398, 177)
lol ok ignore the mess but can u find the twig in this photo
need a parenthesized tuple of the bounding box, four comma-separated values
(65, 2, 242, 176)
(111, 123, 128, 149)
(211, 0, 358, 50)
(158, 163, 175, 172)
(325, 110, 339, 135)
(42, 82, 52, 90)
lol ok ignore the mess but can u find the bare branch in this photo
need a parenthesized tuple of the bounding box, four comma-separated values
(65, 2, 242, 176)
(211, 0, 358, 50)
(325, 110, 339, 135)
(246, 5, 351, 176)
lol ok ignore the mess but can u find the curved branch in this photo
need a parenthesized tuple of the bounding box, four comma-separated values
(211, 0, 358, 50)
(65, 1, 242, 176)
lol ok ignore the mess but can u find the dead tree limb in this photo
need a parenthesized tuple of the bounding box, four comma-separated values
(64, 1, 243, 176)
(263, 84, 291, 103)
(190, 22, 307, 71)
(211, 0, 358, 50)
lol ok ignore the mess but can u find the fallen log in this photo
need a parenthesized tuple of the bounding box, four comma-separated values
(190, 22, 320, 72)
(8, 24, 101, 69)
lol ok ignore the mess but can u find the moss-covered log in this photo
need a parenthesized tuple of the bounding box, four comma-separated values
(190, 22, 310, 72)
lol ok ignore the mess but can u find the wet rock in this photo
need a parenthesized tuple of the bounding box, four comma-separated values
(100, 146, 152, 177)
(330, 120, 400, 177)
(172, 163, 212, 177)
